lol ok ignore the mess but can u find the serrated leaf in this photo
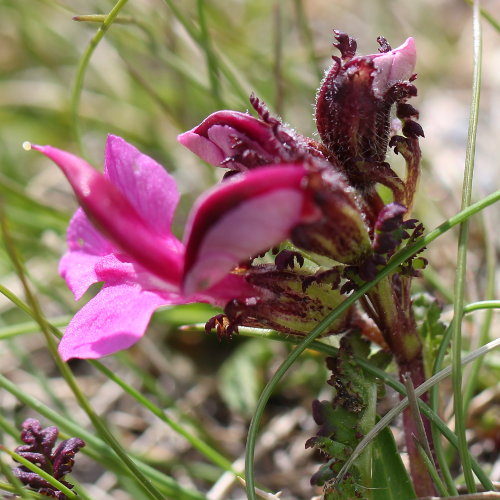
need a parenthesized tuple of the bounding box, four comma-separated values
(310, 333, 378, 496)
(372, 427, 416, 500)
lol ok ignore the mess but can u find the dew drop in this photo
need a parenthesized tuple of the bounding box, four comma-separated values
(22, 141, 32, 151)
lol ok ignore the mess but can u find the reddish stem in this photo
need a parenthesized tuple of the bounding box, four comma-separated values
(399, 355, 438, 497)
(367, 276, 438, 497)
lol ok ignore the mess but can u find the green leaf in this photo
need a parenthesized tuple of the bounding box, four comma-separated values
(372, 427, 416, 500)
(413, 293, 447, 374)
(155, 303, 218, 327)
(218, 339, 274, 416)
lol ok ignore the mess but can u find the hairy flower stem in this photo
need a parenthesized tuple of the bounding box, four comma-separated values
(368, 276, 437, 497)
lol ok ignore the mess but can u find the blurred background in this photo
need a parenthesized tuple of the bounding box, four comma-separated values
(0, 0, 498, 498)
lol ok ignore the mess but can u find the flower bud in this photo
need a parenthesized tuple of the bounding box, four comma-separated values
(316, 32, 416, 185)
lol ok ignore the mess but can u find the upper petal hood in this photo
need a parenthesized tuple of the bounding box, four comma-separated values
(371, 37, 416, 98)
(183, 165, 317, 295)
(177, 98, 321, 171)
(178, 110, 277, 170)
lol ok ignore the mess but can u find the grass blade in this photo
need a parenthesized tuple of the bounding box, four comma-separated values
(451, 0, 482, 491)
(71, 0, 130, 153)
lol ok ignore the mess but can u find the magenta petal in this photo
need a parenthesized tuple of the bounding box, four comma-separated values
(59, 209, 113, 300)
(59, 252, 102, 301)
(32, 143, 183, 285)
(179, 110, 273, 145)
(58, 284, 173, 360)
(104, 135, 180, 234)
(66, 208, 113, 255)
(183, 165, 310, 295)
(177, 130, 226, 167)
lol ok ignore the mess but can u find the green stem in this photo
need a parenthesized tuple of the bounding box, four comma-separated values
(463, 0, 500, 32)
(272, 1, 284, 116)
(451, 0, 481, 492)
(0, 316, 71, 340)
(71, 0, 130, 153)
(431, 360, 459, 498)
(415, 441, 449, 497)
(431, 300, 500, 494)
(0, 456, 36, 500)
(73, 14, 134, 24)
(404, 374, 440, 481)
(0, 481, 41, 499)
(197, 0, 224, 108)
(333, 337, 499, 490)
(244, 189, 500, 500)
(161, 0, 249, 106)
(462, 220, 496, 411)
(89, 360, 240, 475)
(367, 274, 434, 495)
(292, 0, 322, 80)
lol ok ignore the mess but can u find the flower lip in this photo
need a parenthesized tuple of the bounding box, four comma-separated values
(30, 143, 183, 286)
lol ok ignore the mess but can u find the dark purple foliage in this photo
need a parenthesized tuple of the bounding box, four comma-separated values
(12, 419, 85, 499)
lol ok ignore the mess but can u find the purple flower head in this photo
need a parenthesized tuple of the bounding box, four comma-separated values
(13, 418, 85, 500)
(316, 33, 416, 163)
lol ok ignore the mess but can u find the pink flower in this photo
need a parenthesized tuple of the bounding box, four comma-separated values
(33, 136, 314, 360)
(32, 32, 423, 360)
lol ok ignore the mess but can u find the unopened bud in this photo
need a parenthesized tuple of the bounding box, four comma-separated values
(316, 33, 417, 191)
